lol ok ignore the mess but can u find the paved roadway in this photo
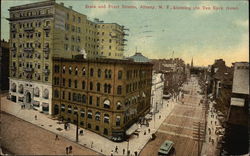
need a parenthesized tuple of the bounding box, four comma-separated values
(141, 76, 205, 156)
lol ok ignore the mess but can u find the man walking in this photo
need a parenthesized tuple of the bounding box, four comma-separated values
(55, 134, 59, 140)
(66, 147, 69, 155)
(35, 115, 37, 120)
(115, 146, 118, 153)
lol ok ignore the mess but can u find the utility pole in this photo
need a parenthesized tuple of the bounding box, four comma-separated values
(76, 113, 79, 142)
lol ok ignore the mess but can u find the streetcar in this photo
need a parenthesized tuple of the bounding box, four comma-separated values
(158, 140, 175, 156)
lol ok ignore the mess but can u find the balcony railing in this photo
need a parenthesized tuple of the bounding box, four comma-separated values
(43, 69, 50, 75)
(24, 67, 34, 73)
(24, 27, 34, 32)
(24, 47, 34, 53)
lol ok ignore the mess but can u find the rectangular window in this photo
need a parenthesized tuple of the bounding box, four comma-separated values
(96, 97, 100, 106)
(68, 92, 71, 101)
(89, 96, 92, 105)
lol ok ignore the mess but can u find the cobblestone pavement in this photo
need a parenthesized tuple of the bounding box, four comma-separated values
(0, 111, 99, 155)
(0, 91, 176, 155)
(140, 76, 205, 156)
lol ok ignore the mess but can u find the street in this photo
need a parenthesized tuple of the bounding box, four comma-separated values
(141, 76, 205, 156)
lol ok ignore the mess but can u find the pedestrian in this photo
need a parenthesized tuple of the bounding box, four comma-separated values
(123, 149, 125, 155)
(55, 134, 59, 140)
(69, 146, 72, 154)
(64, 123, 67, 130)
(148, 128, 150, 133)
(134, 151, 138, 156)
(111, 150, 114, 156)
(159, 115, 161, 119)
(115, 146, 118, 153)
(66, 147, 69, 155)
(91, 141, 93, 148)
(144, 130, 146, 135)
(35, 115, 37, 120)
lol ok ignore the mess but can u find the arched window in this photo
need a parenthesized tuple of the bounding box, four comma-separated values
(43, 89, 49, 99)
(116, 116, 121, 126)
(87, 110, 92, 119)
(104, 99, 110, 109)
(69, 66, 72, 74)
(108, 70, 112, 78)
(34, 87, 40, 97)
(118, 71, 122, 80)
(98, 69, 101, 78)
(108, 84, 112, 93)
(95, 112, 101, 121)
(104, 69, 108, 78)
(61, 104, 65, 112)
(62, 65, 66, 73)
(67, 105, 72, 113)
(82, 94, 86, 104)
(82, 67, 86, 76)
(104, 83, 108, 93)
(80, 109, 85, 117)
(74, 107, 78, 115)
(74, 80, 78, 88)
(104, 114, 110, 123)
(96, 83, 100, 91)
(82, 80, 85, 89)
(54, 89, 59, 98)
(90, 68, 94, 77)
(117, 101, 122, 110)
(18, 84, 23, 94)
(117, 85, 122, 95)
(90, 82, 93, 90)
(11, 83, 16, 92)
(75, 67, 78, 75)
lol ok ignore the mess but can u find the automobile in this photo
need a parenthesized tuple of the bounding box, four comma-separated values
(158, 140, 175, 156)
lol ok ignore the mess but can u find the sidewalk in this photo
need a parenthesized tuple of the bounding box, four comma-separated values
(0, 95, 176, 156)
(201, 101, 223, 156)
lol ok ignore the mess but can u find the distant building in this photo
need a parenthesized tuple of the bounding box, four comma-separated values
(129, 52, 150, 63)
(52, 57, 153, 141)
(151, 72, 164, 114)
(0, 40, 10, 92)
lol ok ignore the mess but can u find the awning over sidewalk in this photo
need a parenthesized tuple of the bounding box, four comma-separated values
(42, 102, 49, 108)
(126, 124, 138, 135)
(230, 98, 245, 107)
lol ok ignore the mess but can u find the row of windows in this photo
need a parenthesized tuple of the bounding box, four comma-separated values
(54, 91, 122, 110)
(55, 65, 122, 79)
(60, 104, 121, 125)
(54, 78, 122, 94)
(10, 8, 52, 19)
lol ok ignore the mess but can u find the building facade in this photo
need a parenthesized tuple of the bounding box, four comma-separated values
(0, 40, 10, 92)
(52, 57, 153, 141)
(151, 72, 164, 113)
(8, 0, 127, 114)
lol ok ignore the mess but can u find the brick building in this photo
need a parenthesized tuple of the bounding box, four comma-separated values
(52, 56, 153, 141)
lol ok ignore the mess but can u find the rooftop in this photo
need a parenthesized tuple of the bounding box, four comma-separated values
(129, 52, 150, 63)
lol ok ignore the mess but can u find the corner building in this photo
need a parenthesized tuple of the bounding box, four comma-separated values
(52, 57, 153, 141)
(8, 0, 127, 114)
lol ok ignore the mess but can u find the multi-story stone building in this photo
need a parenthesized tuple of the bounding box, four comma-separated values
(7, 0, 127, 114)
(0, 39, 10, 92)
(52, 56, 153, 141)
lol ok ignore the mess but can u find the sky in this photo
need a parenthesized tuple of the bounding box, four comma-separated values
(1, 0, 249, 66)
